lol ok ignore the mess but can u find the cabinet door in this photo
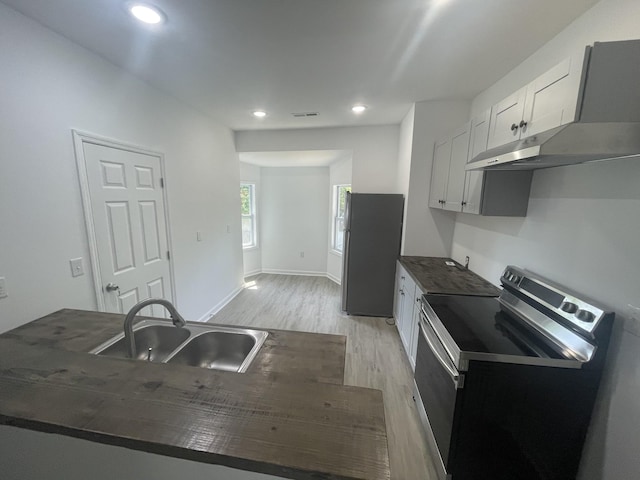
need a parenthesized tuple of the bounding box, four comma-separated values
(408, 289, 422, 370)
(429, 137, 451, 209)
(400, 276, 416, 355)
(393, 264, 404, 328)
(443, 122, 471, 212)
(463, 110, 490, 215)
(522, 58, 574, 137)
(487, 86, 527, 149)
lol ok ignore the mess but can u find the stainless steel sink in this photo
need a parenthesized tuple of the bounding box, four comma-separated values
(166, 331, 261, 372)
(95, 324, 191, 362)
(90, 320, 268, 373)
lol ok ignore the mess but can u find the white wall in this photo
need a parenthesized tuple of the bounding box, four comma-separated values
(260, 167, 330, 275)
(0, 426, 282, 480)
(400, 100, 470, 257)
(235, 126, 399, 194)
(327, 155, 353, 284)
(450, 1, 640, 478)
(240, 162, 262, 277)
(0, 4, 244, 331)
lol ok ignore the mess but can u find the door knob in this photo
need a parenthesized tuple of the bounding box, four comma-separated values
(105, 283, 120, 293)
(510, 123, 519, 132)
(519, 120, 528, 129)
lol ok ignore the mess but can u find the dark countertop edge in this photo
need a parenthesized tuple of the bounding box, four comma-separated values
(0, 311, 387, 479)
(6, 308, 348, 385)
(0, 416, 368, 480)
(398, 256, 501, 297)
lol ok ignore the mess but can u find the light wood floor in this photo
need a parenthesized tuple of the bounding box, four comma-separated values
(211, 273, 438, 480)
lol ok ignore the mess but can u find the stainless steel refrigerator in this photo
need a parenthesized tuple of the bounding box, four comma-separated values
(341, 193, 404, 316)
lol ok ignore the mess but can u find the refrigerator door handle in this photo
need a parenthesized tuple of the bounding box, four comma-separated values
(341, 230, 351, 311)
(344, 191, 352, 231)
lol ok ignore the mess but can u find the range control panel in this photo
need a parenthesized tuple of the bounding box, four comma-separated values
(501, 266, 610, 336)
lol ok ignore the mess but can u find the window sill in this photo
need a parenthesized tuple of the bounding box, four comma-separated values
(243, 246, 259, 252)
(329, 249, 343, 257)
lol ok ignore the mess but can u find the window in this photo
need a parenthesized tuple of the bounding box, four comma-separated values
(332, 184, 351, 253)
(240, 183, 257, 248)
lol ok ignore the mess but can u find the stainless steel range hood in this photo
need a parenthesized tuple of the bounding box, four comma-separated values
(467, 39, 640, 171)
(466, 122, 640, 170)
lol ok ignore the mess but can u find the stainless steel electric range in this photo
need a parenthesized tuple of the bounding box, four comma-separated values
(413, 266, 614, 480)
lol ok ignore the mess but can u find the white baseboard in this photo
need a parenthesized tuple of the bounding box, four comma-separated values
(246, 268, 341, 285)
(326, 272, 341, 285)
(262, 268, 327, 277)
(196, 284, 244, 322)
(243, 269, 262, 278)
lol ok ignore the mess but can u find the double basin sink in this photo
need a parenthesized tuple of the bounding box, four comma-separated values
(90, 319, 268, 373)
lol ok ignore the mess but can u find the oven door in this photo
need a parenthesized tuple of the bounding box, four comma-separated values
(414, 309, 463, 479)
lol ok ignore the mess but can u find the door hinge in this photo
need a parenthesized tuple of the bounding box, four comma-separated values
(166, 250, 170, 260)
(160, 178, 164, 188)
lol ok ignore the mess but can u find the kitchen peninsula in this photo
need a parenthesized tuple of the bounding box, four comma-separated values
(0, 309, 390, 480)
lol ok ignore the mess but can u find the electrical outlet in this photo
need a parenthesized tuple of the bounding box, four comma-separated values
(70, 258, 84, 277)
(623, 304, 640, 337)
(300, 251, 304, 258)
(0, 277, 7, 299)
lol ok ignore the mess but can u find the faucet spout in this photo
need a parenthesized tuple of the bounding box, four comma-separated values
(123, 298, 186, 359)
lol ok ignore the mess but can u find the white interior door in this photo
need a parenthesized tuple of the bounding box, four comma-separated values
(81, 141, 173, 318)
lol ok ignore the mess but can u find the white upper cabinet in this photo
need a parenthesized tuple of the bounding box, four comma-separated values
(429, 112, 532, 217)
(487, 87, 527, 149)
(444, 122, 471, 212)
(521, 58, 574, 137)
(428, 137, 452, 208)
(463, 110, 490, 214)
(429, 122, 471, 213)
(487, 57, 578, 150)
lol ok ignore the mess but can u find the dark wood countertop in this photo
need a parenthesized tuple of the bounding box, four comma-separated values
(399, 256, 501, 297)
(0, 309, 389, 480)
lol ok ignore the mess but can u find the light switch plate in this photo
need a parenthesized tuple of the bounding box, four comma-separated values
(70, 258, 84, 277)
(0, 277, 7, 299)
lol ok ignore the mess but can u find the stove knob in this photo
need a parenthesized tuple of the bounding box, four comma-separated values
(576, 309, 595, 323)
(560, 302, 578, 314)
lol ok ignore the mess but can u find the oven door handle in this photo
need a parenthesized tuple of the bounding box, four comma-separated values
(419, 316, 460, 384)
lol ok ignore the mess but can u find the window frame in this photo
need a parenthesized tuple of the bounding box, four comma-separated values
(240, 182, 257, 250)
(331, 184, 351, 254)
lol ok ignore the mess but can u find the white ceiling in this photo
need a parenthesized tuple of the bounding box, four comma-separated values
(239, 150, 351, 168)
(2, 0, 599, 131)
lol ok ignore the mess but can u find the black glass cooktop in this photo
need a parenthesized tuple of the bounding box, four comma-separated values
(424, 293, 562, 359)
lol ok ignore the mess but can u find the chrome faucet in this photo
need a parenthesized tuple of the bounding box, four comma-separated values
(123, 298, 186, 359)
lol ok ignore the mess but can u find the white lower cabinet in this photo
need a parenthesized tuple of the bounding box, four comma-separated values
(394, 262, 422, 370)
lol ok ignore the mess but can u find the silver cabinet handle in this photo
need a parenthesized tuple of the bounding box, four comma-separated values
(419, 316, 459, 384)
(105, 283, 120, 293)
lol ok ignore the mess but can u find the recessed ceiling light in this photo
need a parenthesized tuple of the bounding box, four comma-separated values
(352, 105, 367, 114)
(128, 3, 165, 25)
(253, 110, 267, 118)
